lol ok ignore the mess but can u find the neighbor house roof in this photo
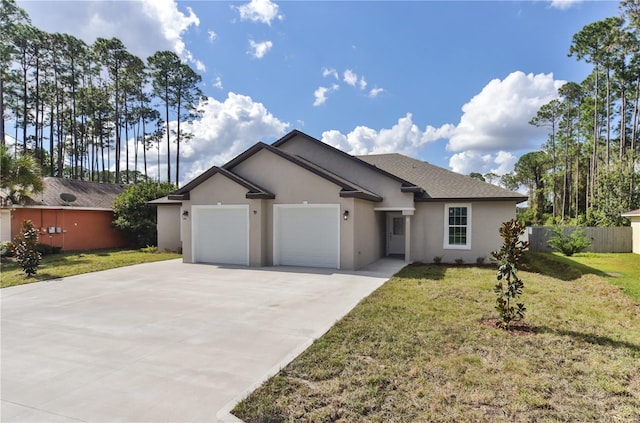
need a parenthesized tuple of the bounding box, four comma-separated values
(7, 177, 125, 210)
(622, 209, 640, 217)
(358, 153, 527, 202)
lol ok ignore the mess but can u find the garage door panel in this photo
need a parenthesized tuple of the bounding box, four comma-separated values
(193, 206, 248, 265)
(274, 205, 339, 268)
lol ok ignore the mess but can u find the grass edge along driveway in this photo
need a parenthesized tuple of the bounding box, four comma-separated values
(1, 249, 181, 288)
(234, 253, 640, 422)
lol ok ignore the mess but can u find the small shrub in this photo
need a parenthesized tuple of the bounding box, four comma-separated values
(35, 243, 62, 255)
(547, 227, 591, 256)
(13, 220, 42, 277)
(0, 241, 14, 257)
(455, 258, 464, 265)
(140, 245, 158, 254)
(433, 256, 442, 264)
(476, 257, 486, 265)
(491, 219, 529, 330)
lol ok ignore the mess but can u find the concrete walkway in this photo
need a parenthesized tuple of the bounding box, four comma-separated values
(1, 258, 405, 422)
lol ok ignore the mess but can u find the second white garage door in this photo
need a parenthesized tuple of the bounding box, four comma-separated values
(273, 204, 340, 268)
(192, 205, 249, 265)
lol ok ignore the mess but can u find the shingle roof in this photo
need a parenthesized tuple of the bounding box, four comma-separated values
(358, 153, 526, 202)
(622, 209, 640, 217)
(20, 177, 125, 209)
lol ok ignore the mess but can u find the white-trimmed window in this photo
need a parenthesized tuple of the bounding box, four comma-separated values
(444, 203, 471, 249)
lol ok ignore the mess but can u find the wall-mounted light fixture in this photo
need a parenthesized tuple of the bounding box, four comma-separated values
(343, 210, 349, 221)
(182, 210, 189, 220)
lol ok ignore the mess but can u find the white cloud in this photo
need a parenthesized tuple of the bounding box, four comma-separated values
(447, 71, 564, 152)
(359, 77, 367, 91)
(208, 30, 217, 43)
(549, 0, 583, 10)
(313, 84, 339, 106)
(140, 0, 204, 70)
(343, 69, 358, 87)
(236, 0, 283, 25)
(320, 113, 453, 156)
(368, 87, 384, 98)
(213, 76, 223, 90)
(139, 93, 289, 184)
(248, 39, 273, 59)
(322, 67, 339, 80)
(17, 0, 203, 70)
(448, 150, 517, 176)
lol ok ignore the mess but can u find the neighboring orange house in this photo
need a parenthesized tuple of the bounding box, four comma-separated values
(1, 177, 130, 251)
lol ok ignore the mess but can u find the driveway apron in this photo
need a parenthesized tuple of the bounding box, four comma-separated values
(1, 258, 404, 422)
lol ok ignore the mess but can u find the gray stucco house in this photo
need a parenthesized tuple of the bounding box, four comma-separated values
(156, 130, 526, 269)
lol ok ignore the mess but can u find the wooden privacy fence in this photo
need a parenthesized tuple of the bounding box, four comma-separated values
(524, 226, 632, 253)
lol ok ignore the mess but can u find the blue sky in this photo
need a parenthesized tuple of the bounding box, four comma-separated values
(17, 0, 621, 184)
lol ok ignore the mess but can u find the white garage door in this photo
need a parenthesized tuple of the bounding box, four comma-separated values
(192, 205, 249, 265)
(274, 204, 340, 268)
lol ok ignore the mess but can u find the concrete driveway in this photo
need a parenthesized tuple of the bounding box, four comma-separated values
(1, 258, 404, 422)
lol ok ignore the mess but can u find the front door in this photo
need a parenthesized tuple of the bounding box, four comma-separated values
(387, 213, 405, 255)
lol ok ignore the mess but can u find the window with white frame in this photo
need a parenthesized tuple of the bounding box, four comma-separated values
(444, 204, 471, 249)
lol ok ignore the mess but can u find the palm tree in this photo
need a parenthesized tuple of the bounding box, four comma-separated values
(0, 146, 44, 204)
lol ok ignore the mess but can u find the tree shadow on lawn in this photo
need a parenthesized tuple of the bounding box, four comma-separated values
(520, 252, 608, 282)
(537, 326, 640, 354)
(395, 263, 447, 281)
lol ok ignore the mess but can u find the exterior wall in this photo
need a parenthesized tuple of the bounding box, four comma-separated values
(181, 173, 265, 265)
(9, 208, 129, 251)
(412, 201, 516, 264)
(157, 204, 182, 252)
(353, 199, 384, 269)
(233, 149, 358, 269)
(178, 150, 368, 270)
(278, 135, 415, 208)
(631, 217, 640, 254)
(0, 209, 11, 242)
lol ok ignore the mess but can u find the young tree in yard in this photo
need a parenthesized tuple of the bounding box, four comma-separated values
(491, 219, 529, 330)
(12, 219, 41, 276)
(112, 180, 175, 247)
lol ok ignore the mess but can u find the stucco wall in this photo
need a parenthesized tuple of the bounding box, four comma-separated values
(0, 209, 11, 242)
(9, 208, 129, 251)
(631, 217, 640, 254)
(277, 135, 415, 208)
(412, 201, 516, 264)
(181, 173, 265, 265)
(353, 199, 384, 269)
(183, 150, 364, 269)
(157, 204, 182, 252)
(233, 148, 358, 269)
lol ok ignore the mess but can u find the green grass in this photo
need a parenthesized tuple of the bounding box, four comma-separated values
(233, 254, 640, 422)
(563, 253, 640, 299)
(0, 249, 181, 288)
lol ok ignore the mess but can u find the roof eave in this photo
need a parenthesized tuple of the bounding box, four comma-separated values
(246, 192, 276, 199)
(415, 196, 528, 204)
(168, 194, 189, 201)
(340, 190, 383, 202)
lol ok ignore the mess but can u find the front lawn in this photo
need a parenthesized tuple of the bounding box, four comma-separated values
(563, 252, 640, 299)
(1, 249, 181, 288)
(233, 255, 640, 422)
